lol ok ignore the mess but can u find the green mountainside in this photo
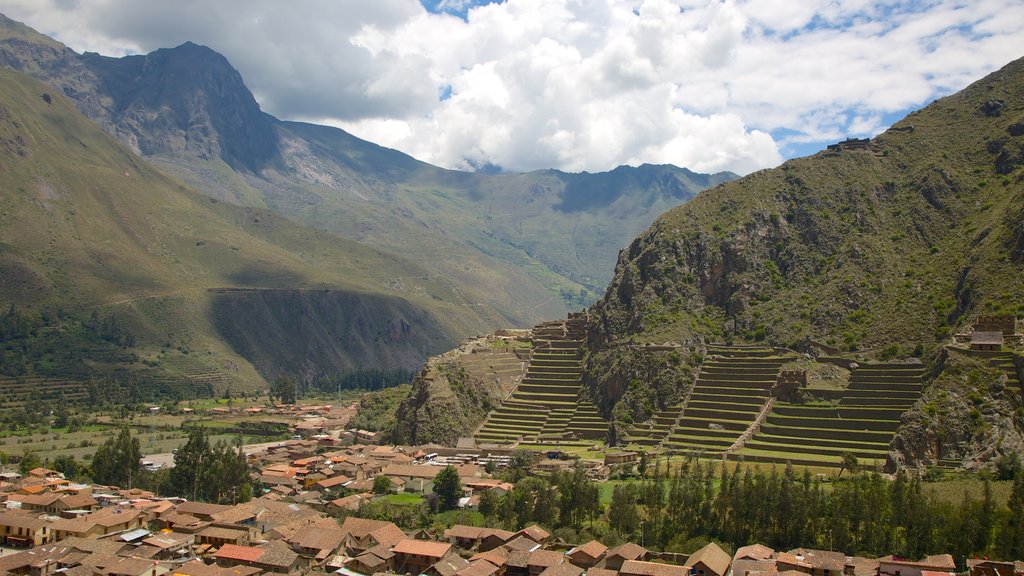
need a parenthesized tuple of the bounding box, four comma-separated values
(0, 67, 504, 397)
(0, 13, 735, 325)
(579, 56, 1024, 467)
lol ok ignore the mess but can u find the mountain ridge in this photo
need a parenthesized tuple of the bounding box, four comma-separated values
(0, 65, 507, 392)
(0, 13, 737, 325)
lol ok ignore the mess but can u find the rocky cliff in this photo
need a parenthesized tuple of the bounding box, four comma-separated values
(390, 334, 530, 445)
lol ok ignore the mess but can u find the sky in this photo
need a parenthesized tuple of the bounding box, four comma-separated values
(3, 0, 1023, 176)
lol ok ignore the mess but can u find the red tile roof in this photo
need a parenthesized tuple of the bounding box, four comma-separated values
(393, 538, 453, 558)
(215, 544, 265, 563)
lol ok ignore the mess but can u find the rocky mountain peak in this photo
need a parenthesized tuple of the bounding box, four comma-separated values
(79, 41, 278, 172)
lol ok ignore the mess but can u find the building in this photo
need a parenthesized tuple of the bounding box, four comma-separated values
(393, 538, 454, 575)
(689, 542, 732, 576)
(0, 511, 52, 547)
(338, 517, 406, 556)
(604, 543, 649, 571)
(49, 507, 144, 540)
(620, 560, 691, 576)
(566, 540, 607, 568)
(971, 331, 1004, 351)
(878, 555, 957, 576)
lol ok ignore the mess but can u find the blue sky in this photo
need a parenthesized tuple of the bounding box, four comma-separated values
(2, 0, 1022, 175)
(419, 0, 504, 20)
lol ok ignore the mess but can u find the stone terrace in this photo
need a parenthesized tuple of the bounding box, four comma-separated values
(659, 346, 784, 457)
(736, 363, 926, 468)
(474, 314, 606, 444)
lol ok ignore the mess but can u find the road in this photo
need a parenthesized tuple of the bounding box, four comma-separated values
(143, 440, 289, 469)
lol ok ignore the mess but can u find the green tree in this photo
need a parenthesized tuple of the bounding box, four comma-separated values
(373, 475, 391, 495)
(556, 462, 600, 531)
(998, 472, 1024, 560)
(53, 454, 79, 480)
(270, 375, 298, 404)
(838, 451, 860, 478)
(168, 426, 212, 500)
(608, 484, 640, 537)
(91, 426, 142, 488)
(167, 428, 250, 503)
(18, 450, 42, 476)
(434, 465, 462, 512)
(478, 489, 499, 517)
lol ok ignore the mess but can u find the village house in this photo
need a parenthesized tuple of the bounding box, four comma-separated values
(338, 517, 406, 556)
(425, 553, 471, 576)
(139, 531, 195, 560)
(527, 550, 564, 576)
(392, 538, 454, 575)
(620, 560, 692, 576)
(539, 564, 584, 576)
(878, 555, 957, 576)
(517, 525, 551, 544)
(604, 543, 650, 571)
(967, 559, 1024, 576)
(566, 540, 607, 569)
(0, 510, 52, 547)
(195, 524, 253, 547)
(49, 506, 145, 540)
(287, 524, 346, 561)
(444, 525, 514, 552)
(729, 544, 777, 576)
(174, 502, 232, 522)
(688, 542, 732, 576)
(214, 540, 300, 574)
(459, 559, 502, 576)
(345, 544, 396, 574)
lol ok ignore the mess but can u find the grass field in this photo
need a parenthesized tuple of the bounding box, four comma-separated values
(381, 493, 425, 506)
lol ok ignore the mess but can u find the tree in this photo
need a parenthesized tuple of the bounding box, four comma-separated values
(53, 454, 80, 480)
(91, 426, 142, 488)
(556, 462, 600, 531)
(18, 450, 41, 476)
(270, 375, 298, 404)
(373, 475, 391, 495)
(608, 484, 640, 537)
(637, 451, 649, 478)
(167, 428, 250, 503)
(478, 489, 499, 517)
(998, 472, 1024, 560)
(434, 465, 462, 512)
(168, 426, 212, 500)
(838, 451, 860, 478)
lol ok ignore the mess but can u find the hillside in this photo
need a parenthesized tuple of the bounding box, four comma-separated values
(579, 56, 1024, 467)
(0, 67, 505, 399)
(0, 13, 735, 324)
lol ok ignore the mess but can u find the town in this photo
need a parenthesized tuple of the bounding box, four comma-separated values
(0, 416, 1022, 576)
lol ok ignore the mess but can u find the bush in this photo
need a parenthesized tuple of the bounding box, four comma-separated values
(994, 452, 1022, 480)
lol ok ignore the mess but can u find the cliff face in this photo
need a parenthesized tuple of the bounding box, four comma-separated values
(389, 335, 529, 446)
(890, 350, 1024, 469)
(584, 57, 1024, 462)
(79, 43, 279, 172)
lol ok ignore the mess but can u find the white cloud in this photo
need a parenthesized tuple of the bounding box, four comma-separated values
(1, 0, 1023, 175)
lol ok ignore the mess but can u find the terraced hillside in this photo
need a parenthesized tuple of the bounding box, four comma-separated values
(474, 314, 607, 445)
(0, 376, 88, 409)
(389, 334, 531, 446)
(656, 346, 785, 456)
(736, 363, 926, 468)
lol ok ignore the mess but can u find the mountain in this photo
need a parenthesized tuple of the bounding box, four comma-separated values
(0, 13, 736, 327)
(581, 56, 1024, 465)
(0, 66, 507, 396)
